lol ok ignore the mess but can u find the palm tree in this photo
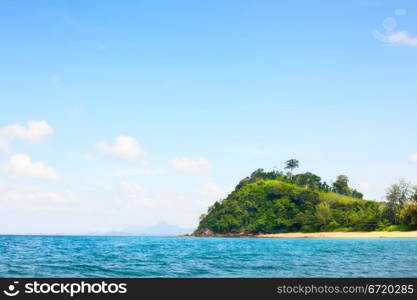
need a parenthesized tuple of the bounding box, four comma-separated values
(284, 159, 299, 179)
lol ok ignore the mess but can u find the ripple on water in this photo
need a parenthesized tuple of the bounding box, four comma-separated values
(1, 236, 417, 277)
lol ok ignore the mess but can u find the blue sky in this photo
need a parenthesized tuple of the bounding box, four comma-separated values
(1, 0, 417, 234)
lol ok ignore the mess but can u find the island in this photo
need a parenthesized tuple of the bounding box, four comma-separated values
(193, 160, 417, 238)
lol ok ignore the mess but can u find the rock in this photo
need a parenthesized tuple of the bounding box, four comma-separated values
(193, 228, 215, 237)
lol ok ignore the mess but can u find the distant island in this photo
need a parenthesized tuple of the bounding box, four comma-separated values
(52, 222, 191, 237)
(193, 159, 417, 237)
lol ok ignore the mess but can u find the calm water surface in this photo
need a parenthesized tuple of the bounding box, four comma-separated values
(1, 236, 417, 277)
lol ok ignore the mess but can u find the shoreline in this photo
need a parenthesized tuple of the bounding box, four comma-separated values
(257, 231, 417, 238)
(189, 231, 417, 238)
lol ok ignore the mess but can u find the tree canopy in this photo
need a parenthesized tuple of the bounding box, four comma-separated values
(285, 159, 299, 173)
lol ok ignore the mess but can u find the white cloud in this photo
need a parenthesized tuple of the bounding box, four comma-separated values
(98, 136, 146, 162)
(373, 29, 417, 47)
(386, 31, 417, 47)
(7, 190, 69, 204)
(0, 182, 76, 212)
(0, 138, 11, 153)
(119, 182, 154, 207)
(2, 120, 53, 142)
(0, 120, 53, 153)
(5, 154, 58, 181)
(108, 167, 162, 177)
(198, 183, 229, 207)
(171, 157, 212, 175)
(411, 153, 417, 163)
(200, 183, 226, 199)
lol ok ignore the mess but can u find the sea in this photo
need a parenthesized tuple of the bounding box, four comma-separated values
(1, 235, 417, 277)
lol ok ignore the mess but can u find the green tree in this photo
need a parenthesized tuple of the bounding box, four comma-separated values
(293, 172, 321, 190)
(316, 202, 332, 225)
(351, 189, 364, 199)
(284, 159, 299, 179)
(399, 202, 417, 228)
(332, 175, 351, 195)
(386, 179, 412, 223)
(411, 186, 417, 203)
(320, 181, 331, 192)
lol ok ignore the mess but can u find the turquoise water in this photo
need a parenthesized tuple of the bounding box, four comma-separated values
(1, 235, 417, 277)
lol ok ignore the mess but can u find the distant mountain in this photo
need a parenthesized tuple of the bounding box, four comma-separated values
(52, 222, 192, 236)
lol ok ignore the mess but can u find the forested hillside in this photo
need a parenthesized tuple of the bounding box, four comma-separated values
(195, 161, 417, 235)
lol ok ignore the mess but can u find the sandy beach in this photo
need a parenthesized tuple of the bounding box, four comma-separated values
(258, 231, 417, 238)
